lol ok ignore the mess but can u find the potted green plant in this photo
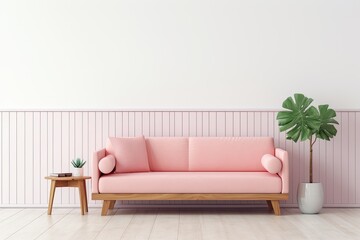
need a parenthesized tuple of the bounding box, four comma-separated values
(277, 93, 338, 214)
(71, 158, 86, 177)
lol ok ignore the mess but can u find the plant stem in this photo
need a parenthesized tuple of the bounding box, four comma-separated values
(309, 136, 313, 183)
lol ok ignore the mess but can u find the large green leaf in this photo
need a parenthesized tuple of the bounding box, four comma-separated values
(276, 93, 321, 142)
(316, 104, 338, 140)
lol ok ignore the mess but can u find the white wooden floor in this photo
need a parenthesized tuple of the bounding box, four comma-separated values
(0, 207, 359, 240)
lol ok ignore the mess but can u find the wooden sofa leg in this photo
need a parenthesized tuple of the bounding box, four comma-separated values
(266, 200, 273, 211)
(109, 200, 116, 209)
(101, 200, 111, 216)
(271, 200, 281, 216)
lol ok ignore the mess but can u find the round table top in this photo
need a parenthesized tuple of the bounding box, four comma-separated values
(45, 176, 91, 181)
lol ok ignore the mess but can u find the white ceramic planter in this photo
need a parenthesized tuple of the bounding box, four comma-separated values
(73, 167, 84, 177)
(297, 182, 324, 214)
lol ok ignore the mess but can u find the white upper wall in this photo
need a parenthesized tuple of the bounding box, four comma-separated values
(0, 0, 359, 109)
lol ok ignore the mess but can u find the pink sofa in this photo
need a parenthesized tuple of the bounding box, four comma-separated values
(92, 137, 289, 216)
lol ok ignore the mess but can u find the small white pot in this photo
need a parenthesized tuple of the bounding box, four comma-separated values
(73, 168, 84, 177)
(297, 182, 324, 214)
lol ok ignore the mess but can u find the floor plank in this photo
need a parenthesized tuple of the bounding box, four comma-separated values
(0, 209, 44, 239)
(149, 208, 179, 240)
(119, 208, 158, 240)
(317, 208, 360, 238)
(0, 207, 359, 240)
(36, 208, 116, 240)
(220, 209, 260, 240)
(6, 208, 72, 240)
(200, 209, 228, 240)
(0, 209, 23, 223)
(178, 209, 202, 240)
(94, 208, 136, 240)
(285, 208, 351, 240)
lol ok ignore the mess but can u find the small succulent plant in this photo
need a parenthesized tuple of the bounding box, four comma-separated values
(71, 158, 86, 168)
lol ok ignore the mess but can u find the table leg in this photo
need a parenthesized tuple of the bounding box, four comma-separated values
(82, 180, 88, 212)
(78, 181, 85, 215)
(48, 180, 56, 215)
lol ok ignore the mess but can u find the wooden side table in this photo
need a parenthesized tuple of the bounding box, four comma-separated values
(45, 176, 91, 215)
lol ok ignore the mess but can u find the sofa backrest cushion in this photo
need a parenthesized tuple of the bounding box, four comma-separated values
(146, 137, 189, 171)
(106, 136, 150, 173)
(188, 137, 274, 171)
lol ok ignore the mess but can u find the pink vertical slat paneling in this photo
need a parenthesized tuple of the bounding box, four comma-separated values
(16, 112, 25, 204)
(149, 112, 155, 137)
(254, 112, 261, 137)
(82, 112, 90, 204)
(348, 112, 356, 203)
(46, 113, 53, 205)
(24, 112, 33, 205)
(233, 112, 240, 137)
(52, 112, 61, 205)
(115, 112, 122, 137)
(260, 112, 268, 137)
(333, 114, 342, 204)
(319, 140, 326, 201)
(182, 112, 189, 137)
(128, 112, 135, 137)
(74, 112, 83, 205)
(162, 112, 170, 137)
(189, 112, 197, 137)
(216, 112, 226, 137)
(142, 112, 150, 137)
(61, 112, 70, 205)
(122, 112, 129, 137)
(247, 112, 255, 136)
(40, 112, 48, 205)
(134, 112, 143, 136)
(225, 112, 233, 137)
(356, 113, 360, 204)
(326, 137, 334, 204)
(171, 112, 176, 137)
(102, 112, 109, 144)
(154, 112, 162, 137)
(69, 112, 76, 204)
(174, 112, 182, 137)
(355, 112, 360, 204)
(209, 112, 216, 137)
(0, 110, 358, 207)
(341, 112, 349, 204)
(88, 112, 96, 205)
(9, 112, 17, 204)
(196, 112, 203, 137)
(240, 112, 248, 136)
(33, 112, 41, 204)
(109, 112, 116, 138)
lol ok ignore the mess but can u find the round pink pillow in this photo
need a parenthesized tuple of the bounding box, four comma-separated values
(98, 155, 116, 174)
(261, 154, 282, 174)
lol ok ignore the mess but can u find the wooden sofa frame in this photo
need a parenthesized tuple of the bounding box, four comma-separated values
(93, 193, 288, 216)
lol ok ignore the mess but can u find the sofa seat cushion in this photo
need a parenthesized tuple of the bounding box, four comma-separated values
(98, 172, 282, 193)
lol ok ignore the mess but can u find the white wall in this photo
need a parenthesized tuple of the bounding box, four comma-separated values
(0, 0, 359, 109)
